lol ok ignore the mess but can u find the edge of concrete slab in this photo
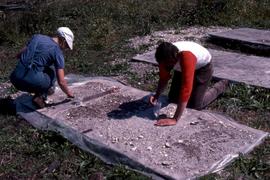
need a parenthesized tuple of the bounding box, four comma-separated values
(208, 28, 270, 46)
(202, 112, 269, 174)
(208, 28, 270, 56)
(132, 50, 157, 65)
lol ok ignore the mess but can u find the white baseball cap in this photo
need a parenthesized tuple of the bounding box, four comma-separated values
(57, 27, 74, 50)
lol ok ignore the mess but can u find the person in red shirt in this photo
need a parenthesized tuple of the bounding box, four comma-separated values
(149, 41, 228, 126)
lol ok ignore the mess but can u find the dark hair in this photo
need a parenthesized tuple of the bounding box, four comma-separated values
(155, 42, 178, 63)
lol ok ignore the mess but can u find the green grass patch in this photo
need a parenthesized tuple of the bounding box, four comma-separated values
(1, 0, 269, 78)
(0, 115, 149, 179)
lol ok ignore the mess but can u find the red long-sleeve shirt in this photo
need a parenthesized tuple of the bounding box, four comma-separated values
(159, 51, 197, 103)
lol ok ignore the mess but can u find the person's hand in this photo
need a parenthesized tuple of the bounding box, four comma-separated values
(154, 118, 177, 126)
(149, 95, 158, 106)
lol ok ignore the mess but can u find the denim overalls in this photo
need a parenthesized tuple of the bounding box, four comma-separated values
(10, 34, 64, 99)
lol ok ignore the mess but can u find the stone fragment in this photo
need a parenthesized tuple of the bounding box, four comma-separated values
(165, 142, 171, 148)
(162, 161, 172, 166)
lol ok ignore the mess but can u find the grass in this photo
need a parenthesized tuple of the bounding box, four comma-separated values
(0, 115, 148, 179)
(0, 0, 270, 179)
(209, 84, 270, 131)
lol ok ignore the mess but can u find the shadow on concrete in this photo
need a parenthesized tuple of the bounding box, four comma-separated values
(107, 95, 169, 120)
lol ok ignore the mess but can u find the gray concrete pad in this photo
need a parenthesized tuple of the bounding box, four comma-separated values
(209, 49, 270, 88)
(16, 76, 268, 180)
(209, 28, 270, 47)
(208, 28, 270, 56)
(132, 49, 270, 88)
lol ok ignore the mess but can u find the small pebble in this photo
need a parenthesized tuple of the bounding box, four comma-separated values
(161, 161, 171, 166)
(178, 140, 184, 143)
(165, 142, 171, 148)
(112, 137, 118, 143)
(190, 121, 199, 125)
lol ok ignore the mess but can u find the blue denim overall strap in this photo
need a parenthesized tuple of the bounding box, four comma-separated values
(19, 39, 38, 78)
(24, 37, 38, 67)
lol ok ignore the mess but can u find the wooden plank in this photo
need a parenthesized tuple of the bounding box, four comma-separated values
(132, 49, 270, 88)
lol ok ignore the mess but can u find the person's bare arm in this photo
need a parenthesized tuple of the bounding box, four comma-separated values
(56, 69, 74, 98)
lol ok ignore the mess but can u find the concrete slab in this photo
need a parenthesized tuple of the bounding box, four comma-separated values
(209, 49, 270, 88)
(132, 49, 270, 88)
(16, 75, 268, 180)
(208, 28, 270, 56)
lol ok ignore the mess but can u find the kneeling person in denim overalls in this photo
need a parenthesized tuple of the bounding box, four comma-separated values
(10, 27, 74, 108)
